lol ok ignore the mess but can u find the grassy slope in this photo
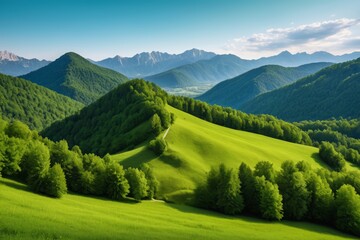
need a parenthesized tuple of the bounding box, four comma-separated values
(112, 105, 333, 195)
(0, 178, 354, 240)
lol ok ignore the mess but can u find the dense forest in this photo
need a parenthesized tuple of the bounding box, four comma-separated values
(42, 80, 172, 156)
(21, 52, 128, 105)
(241, 58, 360, 121)
(296, 119, 360, 167)
(198, 62, 332, 109)
(0, 73, 83, 130)
(194, 161, 360, 236)
(0, 116, 158, 201)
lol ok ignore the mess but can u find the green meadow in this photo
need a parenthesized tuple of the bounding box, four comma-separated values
(0, 178, 354, 240)
(112, 105, 352, 196)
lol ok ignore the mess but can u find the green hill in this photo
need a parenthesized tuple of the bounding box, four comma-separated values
(197, 63, 332, 109)
(145, 54, 256, 88)
(0, 178, 353, 240)
(111, 105, 342, 195)
(241, 58, 360, 121)
(0, 73, 83, 130)
(21, 52, 128, 104)
(42, 80, 171, 156)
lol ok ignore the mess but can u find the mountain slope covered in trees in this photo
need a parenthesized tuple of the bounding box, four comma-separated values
(42, 80, 172, 156)
(144, 54, 257, 88)
(241, 58, 360, 121)
(197, 62, 332, 109)
(21, 52, 128, 104)
(0, 73, 83, 130)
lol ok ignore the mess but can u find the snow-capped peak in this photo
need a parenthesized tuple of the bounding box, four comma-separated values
(0, 51, 19, 61)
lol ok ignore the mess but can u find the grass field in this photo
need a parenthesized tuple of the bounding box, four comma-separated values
(112, 105, 344, 196)
(0, 178, 355, 240)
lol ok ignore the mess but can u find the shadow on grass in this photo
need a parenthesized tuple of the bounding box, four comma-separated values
(119, 147, 156, 167)
(166, 202, 355, 239)
(1, 177, 141, 205)
(0, 177, 30, 192)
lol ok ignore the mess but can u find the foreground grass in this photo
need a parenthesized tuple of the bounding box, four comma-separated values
(0, 178, 355, 240)
(113, 105, 350, 195)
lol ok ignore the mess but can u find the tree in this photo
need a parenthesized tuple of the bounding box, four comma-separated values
(319, 142, 345, 171)
(255, 176, 283, 220)
(45, 164, 67, 198)
(125, 167, 148, 200)
(5, 120, 32, 140)
(140, 163, 159, 199)
(2, 137, 26, 175)
(105, 162, 130, 200)
(148, 138, 167, 155)
(277, 162, 309, 220)
(335, 184, 360, 236)
(254, 161, 276, 183)
(150, 113, 162, 135)
(239, 162, 257, 214)
(195, 164, 244, 215)
(216, 164, 244, 215)
(306, 173, 334, 223)
(21, 141, 51, 192)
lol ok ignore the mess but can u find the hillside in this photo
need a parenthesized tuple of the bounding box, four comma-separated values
(96, 49, 216, 77)
(0, 51, 50, 76)
(0, 178, 352, 240)
(0, 73, 83, 130)
(21, 52, 128, 104)
(197, 62, 332, 109)
(145, 54, 257, 88)
(241, 58, 360, 121)
(42, 80, 171, 156)
(111, 105, 336, 195)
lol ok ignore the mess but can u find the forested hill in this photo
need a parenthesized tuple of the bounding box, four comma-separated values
(197, 62, 332, 109)
(42, 80, 172, 156)
(241, 58, 360, 121)
(43, 79, 311, 157)
(0, 73, 84, 130)
(21, 52, 128, 104)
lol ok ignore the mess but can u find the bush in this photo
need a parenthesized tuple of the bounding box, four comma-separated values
(125, 167, 148, 200)
(335, 184, 360, 236)
(45, 164, 67, 198)
(319, 142, 346, 171)
(148, 138, 167, 155)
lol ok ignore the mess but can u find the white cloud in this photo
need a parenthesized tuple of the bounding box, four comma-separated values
(222, 18, 360, 59)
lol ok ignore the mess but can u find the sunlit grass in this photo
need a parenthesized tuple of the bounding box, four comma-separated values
(0, 178, 354, 240)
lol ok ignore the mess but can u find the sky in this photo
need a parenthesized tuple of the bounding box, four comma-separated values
(1, 0, 359, 60)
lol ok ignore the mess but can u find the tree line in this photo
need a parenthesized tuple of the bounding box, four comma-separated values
(296, 119, 360, 167)
(194, 161, 360, 237)
(167, 95, 312, 145)
(0, 117, 159, 200)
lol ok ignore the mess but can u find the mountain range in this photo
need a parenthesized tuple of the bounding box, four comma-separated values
(0, 51, 50, 76)
(144, 51, 360, 89)
(241, 58, 360, 121)
(197, 62, 333, 109)
(20, 52, 128, 105)
(95, 48, 216, 77)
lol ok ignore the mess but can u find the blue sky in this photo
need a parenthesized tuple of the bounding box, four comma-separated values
(1, 0, 359, 60)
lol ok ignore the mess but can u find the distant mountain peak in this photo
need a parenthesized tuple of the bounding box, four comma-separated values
(0, 50, 19, 61)
(278, 50, 292, 56)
